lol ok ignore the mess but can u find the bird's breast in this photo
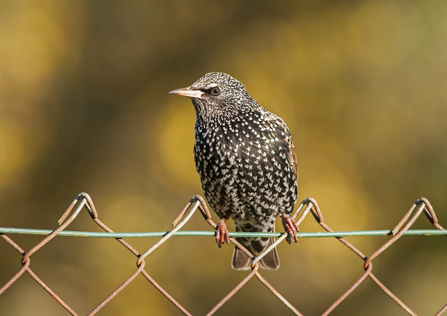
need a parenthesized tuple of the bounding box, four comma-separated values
(193, 117, 297, 222)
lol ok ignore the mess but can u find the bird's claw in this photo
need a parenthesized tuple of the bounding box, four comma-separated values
(216, 219, 230, 248)
(282, 214, 299, 244)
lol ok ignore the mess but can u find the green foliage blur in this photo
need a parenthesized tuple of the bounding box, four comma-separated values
(1, 1, 446, 315)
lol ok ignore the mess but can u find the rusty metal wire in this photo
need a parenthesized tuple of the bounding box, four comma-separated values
(1, 193, 446, 315)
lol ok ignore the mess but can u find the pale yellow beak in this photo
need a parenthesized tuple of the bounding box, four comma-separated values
(169, 87, 204, 99)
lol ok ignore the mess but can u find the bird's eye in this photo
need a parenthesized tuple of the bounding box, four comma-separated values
(210, 87, 220, 96)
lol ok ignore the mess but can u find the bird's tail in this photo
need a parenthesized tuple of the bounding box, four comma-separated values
(231, 223, 279, 270)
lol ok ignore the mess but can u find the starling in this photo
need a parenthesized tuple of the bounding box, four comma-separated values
(170, 72, 298, 270)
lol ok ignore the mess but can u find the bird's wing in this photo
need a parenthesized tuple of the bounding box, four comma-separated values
(274, 116, 298, 178)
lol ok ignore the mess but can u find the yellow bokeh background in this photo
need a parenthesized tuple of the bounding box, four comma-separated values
(1, 1, 447, 315)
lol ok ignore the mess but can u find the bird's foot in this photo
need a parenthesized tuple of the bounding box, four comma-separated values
(281, 214, 299, 244)
(216, 218, 230, 248)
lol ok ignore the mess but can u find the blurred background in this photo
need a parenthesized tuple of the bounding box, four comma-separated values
(0, 0, 446, 315)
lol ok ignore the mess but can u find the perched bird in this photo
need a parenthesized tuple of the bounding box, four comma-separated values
(170, 72, 298, 270)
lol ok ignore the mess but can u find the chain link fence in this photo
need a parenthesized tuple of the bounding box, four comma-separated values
(1, 193, 446, 315)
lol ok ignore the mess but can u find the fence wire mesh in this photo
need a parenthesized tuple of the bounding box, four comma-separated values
(0, 193, 446, 315)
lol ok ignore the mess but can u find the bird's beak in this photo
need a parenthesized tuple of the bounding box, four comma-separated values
(169, 86, 204, 99)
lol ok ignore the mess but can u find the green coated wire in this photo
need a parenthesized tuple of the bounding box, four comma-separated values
(0, 227, 446, 238)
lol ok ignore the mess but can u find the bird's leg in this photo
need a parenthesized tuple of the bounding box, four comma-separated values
(281, 214, 299, 244)
(215, 218, 230, 248)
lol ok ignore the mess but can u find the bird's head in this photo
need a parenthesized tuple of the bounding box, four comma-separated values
(169, 72, 255, 122)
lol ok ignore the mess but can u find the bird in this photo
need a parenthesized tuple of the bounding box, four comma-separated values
(169, 72, 299, 270)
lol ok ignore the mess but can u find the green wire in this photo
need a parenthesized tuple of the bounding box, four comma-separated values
(0, 227, 446, 238)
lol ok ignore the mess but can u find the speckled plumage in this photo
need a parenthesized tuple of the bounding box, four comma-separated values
(170, 72, 298, 270)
